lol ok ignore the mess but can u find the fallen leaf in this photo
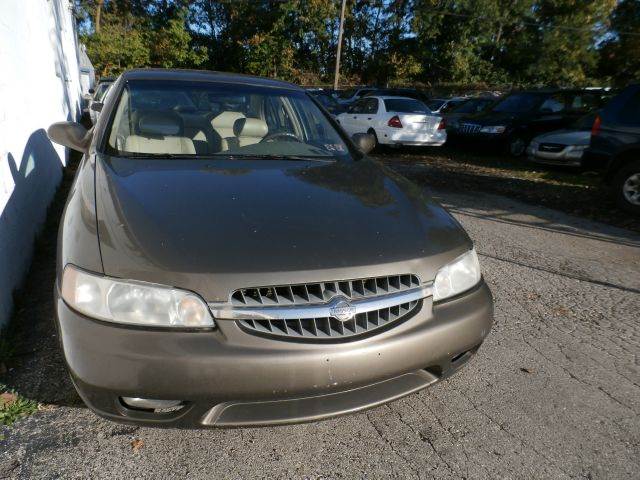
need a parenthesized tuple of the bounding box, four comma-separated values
(0, 392, 17, 407)
(131, 439, 144, 453)
(520, 367, 535, 374)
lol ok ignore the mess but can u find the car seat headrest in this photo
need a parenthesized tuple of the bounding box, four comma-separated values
(233, 117, 269, 138)
(138, 112, 183, 136)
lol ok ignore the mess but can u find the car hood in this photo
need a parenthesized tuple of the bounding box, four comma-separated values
(532, 129, 590, 146)
(95, 155, 470, 301)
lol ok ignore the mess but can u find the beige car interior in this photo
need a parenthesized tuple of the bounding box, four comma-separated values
(124, 111, 196, 154)
(209, 112, 269, 151)
(122, 107, 271, 155)
(233, 117, 269, 147)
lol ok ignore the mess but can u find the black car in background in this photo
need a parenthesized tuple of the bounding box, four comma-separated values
(309, 90, 346, 115)
(445, 97, 499, 134)
(447, 89, 608, 156)
(585, 84, 640, 214)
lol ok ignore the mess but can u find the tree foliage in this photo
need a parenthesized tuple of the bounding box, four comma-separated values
(76, 0, 638, 87)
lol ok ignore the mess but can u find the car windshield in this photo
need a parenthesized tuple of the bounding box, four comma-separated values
(94, 83, 112, 101)
(453, 98, 494, 114)
(573, 113, 597, 130)
(492, 93, 542, 113)
(105, 80, 352, 160)
(314, 93, 339, 108)
(337, 88, 357, 99)
(384, 98, 430, 114)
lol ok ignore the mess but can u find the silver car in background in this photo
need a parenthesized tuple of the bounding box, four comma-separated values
(527, 114, 595, 167)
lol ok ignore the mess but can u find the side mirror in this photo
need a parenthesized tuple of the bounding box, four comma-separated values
(47, 121, 90, 152)
(91, 102, 103, 112)
(352, 133, 376, 154)
(88, 88, 95, 94)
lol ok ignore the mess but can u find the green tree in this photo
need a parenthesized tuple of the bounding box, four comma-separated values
(525, 0, 616, 86)
(149, 9, 208, 68)
(598, 0, 640, 86)
(83, 10, 150, 76)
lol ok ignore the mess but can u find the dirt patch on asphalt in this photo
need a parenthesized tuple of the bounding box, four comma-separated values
(375, 146, 640, 233)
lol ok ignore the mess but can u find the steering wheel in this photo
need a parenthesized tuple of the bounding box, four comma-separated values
(260, 132, 302, 143)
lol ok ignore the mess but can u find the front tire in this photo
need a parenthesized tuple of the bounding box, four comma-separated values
(508, 135, 527, 157)
(612, 160, 640, 214)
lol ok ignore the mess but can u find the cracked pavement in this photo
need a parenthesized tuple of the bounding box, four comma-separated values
(1, 186, 639, 479)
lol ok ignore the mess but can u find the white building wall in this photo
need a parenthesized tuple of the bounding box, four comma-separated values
(0, 0, 83, 326)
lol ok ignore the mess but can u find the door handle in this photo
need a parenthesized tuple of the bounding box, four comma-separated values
(367, 117, 372, 120)
(353, 116, 357, 119)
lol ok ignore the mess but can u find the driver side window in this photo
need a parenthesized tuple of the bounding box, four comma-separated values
(349, 100, 366, 114)
(539, 94, 565, 113)
(265, 96, 294, 134)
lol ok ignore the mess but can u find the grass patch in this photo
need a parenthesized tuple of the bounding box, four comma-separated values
(0, 385, 38, 426)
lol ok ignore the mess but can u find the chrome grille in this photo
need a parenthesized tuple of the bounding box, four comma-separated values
(231, 274, 420, 306)
(538, 143, 565, 153)
(459, 123, 481, 134)
(210, 274, 429, 341)
(237, 300, 421, 340)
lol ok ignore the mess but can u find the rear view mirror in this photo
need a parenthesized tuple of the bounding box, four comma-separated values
(91, 102, 103, 112)
(47, 121, 90, 152)
(352, 133, 376, 154)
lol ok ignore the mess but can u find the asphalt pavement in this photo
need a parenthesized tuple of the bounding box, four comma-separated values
(1, 187, 639, 479)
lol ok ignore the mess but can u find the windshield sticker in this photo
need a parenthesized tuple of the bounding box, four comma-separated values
(324, 144, 345, 152)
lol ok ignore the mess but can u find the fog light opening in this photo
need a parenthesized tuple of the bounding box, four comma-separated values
(451, 350, 469, 363)
(120, 397, 184, 413)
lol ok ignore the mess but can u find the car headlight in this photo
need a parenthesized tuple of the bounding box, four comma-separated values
(433, 249, 482, 302)
(61, 265, 215, 328)
(564, 145, 587, 159)
(479, 125, 506, 134)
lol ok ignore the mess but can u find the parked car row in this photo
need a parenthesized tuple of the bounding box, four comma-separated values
(319, 83, 638, 214)
(87, 76, 115, 125)
(446, 89, 611, 156)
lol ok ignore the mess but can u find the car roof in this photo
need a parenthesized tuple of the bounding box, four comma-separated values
(120, 68, 301, 91)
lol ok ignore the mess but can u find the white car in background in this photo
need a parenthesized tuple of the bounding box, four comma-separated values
(336, 96, 446, 148)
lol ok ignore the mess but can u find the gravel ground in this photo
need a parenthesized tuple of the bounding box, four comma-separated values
(1, 176, 639, 478)
(376, 147, 640, 233)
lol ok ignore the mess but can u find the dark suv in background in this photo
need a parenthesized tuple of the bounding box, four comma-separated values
(448, 89, 609, 156)
(586, 84, 640, 214)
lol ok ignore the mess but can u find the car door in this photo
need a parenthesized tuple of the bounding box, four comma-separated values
(340, 99, 367, 135)
(531, 93, 567, 135)
(565, 91, 600, 125)
(353, 98, 379, 133)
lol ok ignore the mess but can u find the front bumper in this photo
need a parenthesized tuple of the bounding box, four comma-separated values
(527, 145, 584, 167)
(56, 282, 493, 428)
(527, 153, 583, 167)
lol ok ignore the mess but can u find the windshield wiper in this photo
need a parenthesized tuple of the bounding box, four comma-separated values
(121, 153, 334, 161)
(124, 152, 197, 159)
(224, 154, 332, 161)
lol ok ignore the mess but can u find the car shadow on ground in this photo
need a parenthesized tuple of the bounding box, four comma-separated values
(1, 153, 84, 409)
